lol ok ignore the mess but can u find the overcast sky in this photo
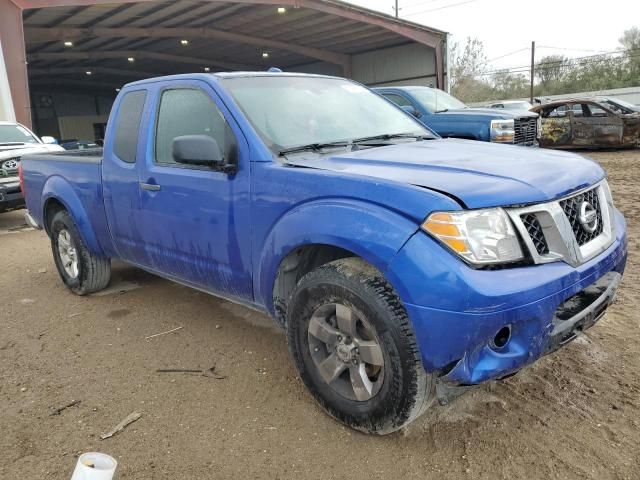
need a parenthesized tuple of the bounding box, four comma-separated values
(345, 0, 640, 70)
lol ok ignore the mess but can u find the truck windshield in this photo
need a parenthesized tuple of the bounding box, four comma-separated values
(0, 124, 39, 145)
(222, 76, 434, 152)
(408, 88, 467, 113)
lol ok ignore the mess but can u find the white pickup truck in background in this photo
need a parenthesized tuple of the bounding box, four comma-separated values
(0, 121, 63, 213)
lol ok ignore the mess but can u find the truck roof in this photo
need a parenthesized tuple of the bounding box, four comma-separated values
(124, 71, 341, 88)
(373, 86, 434, 92)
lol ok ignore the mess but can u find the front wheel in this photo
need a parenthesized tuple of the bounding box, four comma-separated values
(50, 210, 111, 295)
(286, 258, 434, 435)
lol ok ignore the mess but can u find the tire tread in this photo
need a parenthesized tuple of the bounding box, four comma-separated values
(287, 257, 433, 434)
(50, 210, 111, 295)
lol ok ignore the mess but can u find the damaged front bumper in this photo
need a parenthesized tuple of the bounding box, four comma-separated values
(388, 208, 627, 396)
(434, 269, 622, 400)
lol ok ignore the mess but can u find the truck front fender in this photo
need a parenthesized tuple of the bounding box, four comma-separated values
(41, 175, 106, 257)
(256, 199, 420, 313)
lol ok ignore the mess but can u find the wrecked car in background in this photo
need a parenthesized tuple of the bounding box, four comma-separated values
(532, 97, 640, 149)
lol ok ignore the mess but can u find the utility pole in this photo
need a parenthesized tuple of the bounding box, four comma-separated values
(445, 33, 451, 93)
(530, 41, 535, 104)
(394, 0, 399, 18)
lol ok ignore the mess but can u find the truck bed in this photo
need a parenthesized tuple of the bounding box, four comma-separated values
(26, 148, 103, 163)
(21, 148, 112, 254)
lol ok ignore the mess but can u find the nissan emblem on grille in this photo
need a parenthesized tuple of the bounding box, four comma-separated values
(579, 201, 598, 233)
(560, 186, 604, 247)
(507, 182, 614, 268)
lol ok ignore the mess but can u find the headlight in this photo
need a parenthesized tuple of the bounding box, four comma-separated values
(490, 119, 515, 143)
(422, 208, 524, 265)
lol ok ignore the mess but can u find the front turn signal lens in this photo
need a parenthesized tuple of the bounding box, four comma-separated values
(422, 215, 470, 254)
(422, 208, 524, 265)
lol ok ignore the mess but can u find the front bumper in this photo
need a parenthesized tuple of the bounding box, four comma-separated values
(386, 208, 627, 385)
(0, 175, 24, 212)
(0, 190, 25, 212)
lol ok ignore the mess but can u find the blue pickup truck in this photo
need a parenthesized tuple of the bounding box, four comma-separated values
(20, 72, 627, 435)
(375, 86, 540, 146)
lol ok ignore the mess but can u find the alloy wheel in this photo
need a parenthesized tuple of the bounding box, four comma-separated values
(57, 229, 79, 279)
(307, 303, 384, 401)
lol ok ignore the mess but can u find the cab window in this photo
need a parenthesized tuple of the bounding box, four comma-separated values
(113, 90, 147, 163)
(155, 88, 228, 165)
(543, 105, 568, 118)
(586, 104, 608, 117)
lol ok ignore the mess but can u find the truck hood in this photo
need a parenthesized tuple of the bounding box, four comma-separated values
(435, 108, 538, 120)
(284, 138, 604, 209)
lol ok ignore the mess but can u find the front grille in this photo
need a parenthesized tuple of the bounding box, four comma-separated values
(514, 117, 537, 146)
(560, 187, 604, 246)
(506, 181, 614, 267)
(521, 213, 549, 254)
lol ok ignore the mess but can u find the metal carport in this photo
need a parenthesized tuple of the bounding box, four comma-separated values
(0, 0, 447, 131)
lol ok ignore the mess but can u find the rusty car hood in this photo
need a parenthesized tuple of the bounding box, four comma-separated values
(284, 138, 605, 209)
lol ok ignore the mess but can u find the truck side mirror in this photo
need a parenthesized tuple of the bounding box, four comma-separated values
(41, 136, 58, 144)
(400, 105, 421, 118)
(172, 135, 225, 169)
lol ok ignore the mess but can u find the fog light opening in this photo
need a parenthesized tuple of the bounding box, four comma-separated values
(491, 326, 512, 351)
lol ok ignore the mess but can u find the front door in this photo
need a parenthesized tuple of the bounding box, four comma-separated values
(570, 103, 623, 147)
(134, 81, 253, 300)
(539, 103, 572, 148)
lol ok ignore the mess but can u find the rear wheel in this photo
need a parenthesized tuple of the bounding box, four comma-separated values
(286, 258, 434, 435)
(50, 210, 111, 295)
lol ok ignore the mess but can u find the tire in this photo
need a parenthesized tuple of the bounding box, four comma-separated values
(49, 209, 111, 295)
(286, 257, 434, 435)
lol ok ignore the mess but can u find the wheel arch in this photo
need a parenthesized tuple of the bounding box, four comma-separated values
(257, 199, 420, 324)
(40, 176, 105, 256)
(271, 243, 360, 327)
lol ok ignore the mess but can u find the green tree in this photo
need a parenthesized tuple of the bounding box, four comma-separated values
(535, 55, 569, 92)
(491, 69, 529, 99)
(450, 37, 489, 101)
(619, 26, 640, 50)
(619, 27, 640, 83)
(448, 28, 639, 103)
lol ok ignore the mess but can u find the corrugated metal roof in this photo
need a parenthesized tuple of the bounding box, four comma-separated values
(23, 0, 446, 90)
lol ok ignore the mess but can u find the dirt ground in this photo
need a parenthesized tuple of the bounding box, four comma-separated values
(1, 150, 639, 480)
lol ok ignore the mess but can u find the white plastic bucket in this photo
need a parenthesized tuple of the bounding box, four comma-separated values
(70, 452, 117, 480)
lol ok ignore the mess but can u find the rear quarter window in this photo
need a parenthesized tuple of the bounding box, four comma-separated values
(113, 90, 147, 163)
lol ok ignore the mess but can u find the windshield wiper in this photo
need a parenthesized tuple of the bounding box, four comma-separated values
(352, 133, 432, 143)
(278, 141, 350, 156)
(0, 142, 26, 147)
(278, 133, 432, 156)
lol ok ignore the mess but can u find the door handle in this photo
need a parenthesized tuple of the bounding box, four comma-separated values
(140, 182, 161, 191)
